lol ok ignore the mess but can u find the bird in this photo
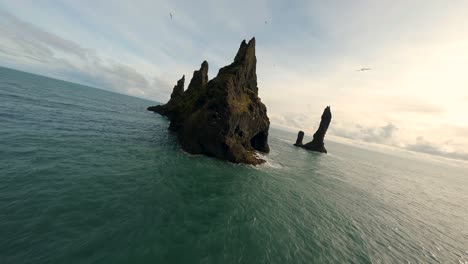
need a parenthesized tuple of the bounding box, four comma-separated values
(357, 67, 371, 72)
(169, 12, 173, 19)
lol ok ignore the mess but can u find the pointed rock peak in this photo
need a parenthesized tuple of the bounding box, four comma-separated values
(294, 131, 305, 146)
(248, 37, 256, 46)
(201, 60, 209, 69)
(170, 75, 185, 98)
(234, 37, 256, 63)
(320, 106, 332, 129)
(199, 61, 209, 80)
(187, 61, 209, 91)
(178, 75, 185, 85)
(199, 61, 209, 85)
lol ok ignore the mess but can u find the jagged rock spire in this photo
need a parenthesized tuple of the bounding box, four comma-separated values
(234, 37, 255, 63)
(170, 75, 185, 100)
(294, 106, 332, 153)
(218, 37, 258, 94)
(294, 131, 305, 146)
(147, 37, 270, 165)
(311, 106, 332, 144)
(187, 61, 208, 92)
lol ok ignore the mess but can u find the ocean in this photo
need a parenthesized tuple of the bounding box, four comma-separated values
(0, 66, 467, 264)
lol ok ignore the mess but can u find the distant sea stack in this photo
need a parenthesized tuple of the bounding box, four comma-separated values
(148, 38, 270, 165)
(294, 106, 332, 153)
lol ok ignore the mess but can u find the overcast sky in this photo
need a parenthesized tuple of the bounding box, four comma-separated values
(1, 0, 467, 160)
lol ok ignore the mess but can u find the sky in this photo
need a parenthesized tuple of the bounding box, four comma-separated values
(1, 0, 468, 161)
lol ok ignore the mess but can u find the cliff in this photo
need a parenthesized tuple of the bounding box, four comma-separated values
(148, 38, 270, 164)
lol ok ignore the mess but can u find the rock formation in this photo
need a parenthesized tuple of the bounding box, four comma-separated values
(148, 38, 270, 164)
(294, 106, 332, 153)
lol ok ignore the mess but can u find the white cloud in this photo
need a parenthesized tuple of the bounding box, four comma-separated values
(406, 136, 468, 161)
(331, 123, 397, 144)
(0, 10, 171, 100)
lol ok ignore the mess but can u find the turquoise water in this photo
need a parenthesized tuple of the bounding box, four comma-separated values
(1, 66, 467, 263)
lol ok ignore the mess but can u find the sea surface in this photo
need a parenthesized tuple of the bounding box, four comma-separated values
(1, 66, 467, 264)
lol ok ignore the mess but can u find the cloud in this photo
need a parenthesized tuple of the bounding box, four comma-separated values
(388, 98, 444, 114)
(330, 121, 468, 161)
(452, 126, 468, 137)
(0, 10, 171, 101)
(0, 10, 89, 61)
(405, 136, 468, 161)
(330, 122, 398, 144)
(330, 122, 468, 161)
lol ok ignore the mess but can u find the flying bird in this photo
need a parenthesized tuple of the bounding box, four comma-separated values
(357, 68, 372, 72)
(169, 13, 173, 19)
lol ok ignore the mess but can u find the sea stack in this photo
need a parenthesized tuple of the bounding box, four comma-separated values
(148, 38, 270, 165)
(294, 106, 332, 153)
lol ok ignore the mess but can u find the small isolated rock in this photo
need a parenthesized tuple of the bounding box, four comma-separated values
(294, 106, 332, 153)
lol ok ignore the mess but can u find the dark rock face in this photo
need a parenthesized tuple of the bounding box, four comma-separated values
(147, 75, 185, 118)
(294, 131, 305, 146)
(294, 106, 332, 153)
(148, 38, 270, 164)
